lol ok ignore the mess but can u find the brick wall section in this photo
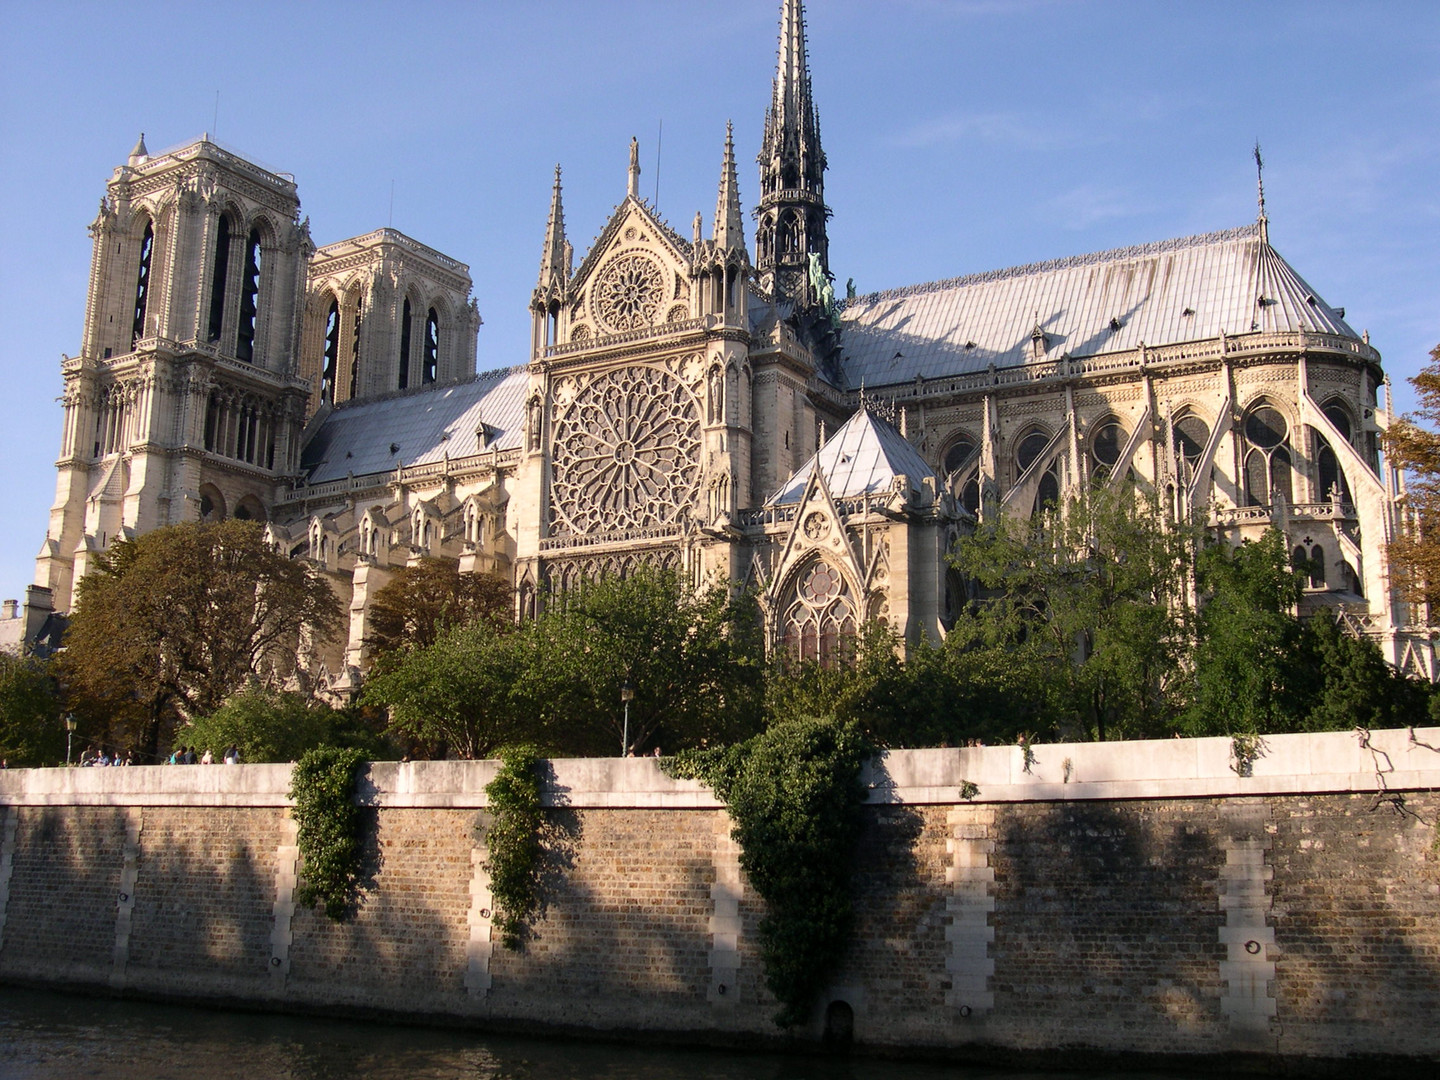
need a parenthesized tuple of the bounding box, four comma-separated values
(486, 808, 724, 1030)
(0, 753, 1439, 1064)
(124, 807, 285, 995)
(285, 808, 475, 1014)
(984, 799, 1229, 1054)
(0, 806, 126, 985)
(1269, 792, 1440, 1059)
(839, 805, 951, 1040)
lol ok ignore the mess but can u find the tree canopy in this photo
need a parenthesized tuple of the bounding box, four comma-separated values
(364, 568, 765, 758)
(1386, 342, 1440, 611)
(60, 520, 343, 758)
(0, 654, 63, 767)
(364, 559, 512, 662)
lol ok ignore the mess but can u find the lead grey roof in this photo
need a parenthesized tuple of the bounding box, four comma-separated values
(837, 224, 1359, 390)
(768, 407, 939, 505)
(302, 367, 528, 483)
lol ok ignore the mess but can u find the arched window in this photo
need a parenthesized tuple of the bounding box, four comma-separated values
(131, 222, 154, 347)
(1016, 429, 1050, 475)
(1174, 412, 1210, 482)
(236, 229, 262, 363)
(207, 216, 231, 342)
(423, 308, 439, 384)
(321, 299, 338, 403)
(942, 435, 980, 515)
(348, 294, 363, 401)
(398, 298, 412, 390)
(781, 559, 858, 668)
(1091, 419, 1126, 480)
(1243, 403, 1290, 508)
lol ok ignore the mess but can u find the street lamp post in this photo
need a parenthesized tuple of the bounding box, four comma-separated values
(620, 679, 635, 756)
(64, 713, 77, 766)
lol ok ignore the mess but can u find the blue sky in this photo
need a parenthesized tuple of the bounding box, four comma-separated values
(2, 0, 1438, 603)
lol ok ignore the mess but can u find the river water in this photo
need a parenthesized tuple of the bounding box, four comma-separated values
(0, 985, 1226, 1080)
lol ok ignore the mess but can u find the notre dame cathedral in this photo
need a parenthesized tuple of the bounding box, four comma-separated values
(30, 0, 1431, 689)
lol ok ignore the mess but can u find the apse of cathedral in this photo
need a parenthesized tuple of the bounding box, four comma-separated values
(30, 0, 1431, 687)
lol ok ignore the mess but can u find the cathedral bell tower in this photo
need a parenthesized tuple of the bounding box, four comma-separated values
(36, 135, 311, 611)
(755, 0, 830, 312)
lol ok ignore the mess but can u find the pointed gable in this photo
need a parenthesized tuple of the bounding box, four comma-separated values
(768, 407, 939, 505)
(565, 196, 695, 340)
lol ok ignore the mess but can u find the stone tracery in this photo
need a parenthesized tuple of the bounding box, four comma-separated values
(549, 365, 702, 538)
(592, 253, 665, 333)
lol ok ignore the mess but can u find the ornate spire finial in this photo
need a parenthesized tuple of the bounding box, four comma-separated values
(756, 0, 830, 306)
(128, 132, 148, 165)
(538, 165, 568, 287)
(1254, 140, 1269, 244)
(714, 121, 745, 252)
(627, 137, 641, 199)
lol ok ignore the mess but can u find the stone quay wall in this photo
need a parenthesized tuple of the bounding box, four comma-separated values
(1, 728, 1438, 1068)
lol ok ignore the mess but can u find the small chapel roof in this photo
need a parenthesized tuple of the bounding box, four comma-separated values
(837, 223, 1360, 389)
(301, 367, 527, 483)
(767, 406, 938, 506)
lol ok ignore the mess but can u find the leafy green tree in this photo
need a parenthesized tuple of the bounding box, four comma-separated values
(61, 520, 344, 758)
(1296, 614, 1430, 732)
(0, 654, 63, 767)
(180, 686, 391, 763)
(530, 569, 766, 755)
(363, 619, 541, 759)
(365, 559, 513, 662)
(365, 568, 766, 758)
(1385, 343, 1440, 611)
(949, 484, 1195, 740)
(1182, 530, 1307, 735)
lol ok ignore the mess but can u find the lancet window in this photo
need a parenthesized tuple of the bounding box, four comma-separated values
(349, 294, 363, 400)
(236, 229, 262, 363)
(1316, 402, 1353, 503)
(398, 298, 412, 390)
(131, 222, 154, 347)
(321, 299, 339, 404)
(207, 216, 231, 342)
(423, 308, 439, 384)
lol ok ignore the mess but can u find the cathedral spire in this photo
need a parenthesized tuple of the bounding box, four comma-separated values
(714, 121, 745, 252)
(756, 0, 829, 307)
(538, 165, 568, 287)
(1254, 141, 1269, 245)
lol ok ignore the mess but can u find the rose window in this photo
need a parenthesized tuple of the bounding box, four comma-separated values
(593, 254, 665, 333)
(550, 366, 702, 537)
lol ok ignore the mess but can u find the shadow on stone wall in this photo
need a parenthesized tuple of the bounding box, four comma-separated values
(990, 799, 1227, 1053)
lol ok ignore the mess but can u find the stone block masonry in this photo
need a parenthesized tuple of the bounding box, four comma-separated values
(0, 728, 1438, 1069)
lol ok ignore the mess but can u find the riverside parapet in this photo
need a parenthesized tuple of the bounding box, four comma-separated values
(0, 728, 1437, 1069)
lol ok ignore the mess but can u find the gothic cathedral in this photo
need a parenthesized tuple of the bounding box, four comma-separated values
(31, 0, 1431, 687)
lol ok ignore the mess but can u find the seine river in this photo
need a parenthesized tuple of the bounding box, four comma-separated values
(0, 985, 1226, 1080)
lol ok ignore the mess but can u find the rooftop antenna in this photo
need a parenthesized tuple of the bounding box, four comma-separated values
(389, 179, 395, 228)
(653, 119, 663, 208)
(211, 90, 220, 140)
(1254, 140, 1268, 244)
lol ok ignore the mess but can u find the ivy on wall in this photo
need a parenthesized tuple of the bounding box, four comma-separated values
(483, 744, 546, 950)
(289, 746, 368, 920)
(667, 717, 873, 1027)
